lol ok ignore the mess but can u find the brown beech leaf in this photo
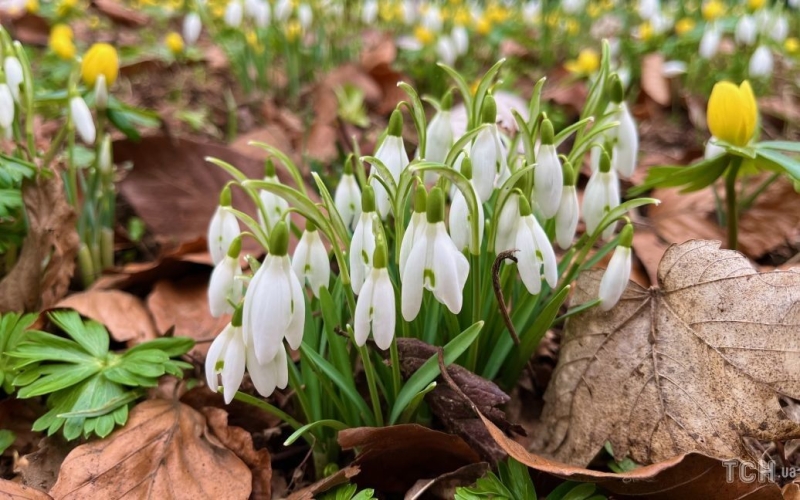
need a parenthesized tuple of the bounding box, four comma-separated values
(641, 53, 670, 106)
(536, 240, 800, 467)
(0, 479, 52, 500)
(338, 424, 481, 493)
(286, 465, 361, 500)
(49, 399, 251, 500)
(54, 290, 158, 344)
(16, 437, 73, 494)
(91, 0, 149, 26)
(481, 414, 784, 499)
(404, 462, 490, 500)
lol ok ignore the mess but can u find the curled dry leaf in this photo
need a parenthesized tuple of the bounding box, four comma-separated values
(338, 424, 481, 493)
(0, 479, 52, 500)
(285, 465, 361, 500)
(49, 399, 252, 500)
(54, 290, 158, 344)
(16, 437, 73, 494)
(404, 462, 490, 500)
(0, 173, 78, 313)
(536, 240, 800, 467)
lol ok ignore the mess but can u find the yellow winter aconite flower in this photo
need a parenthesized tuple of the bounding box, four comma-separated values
(414, 26, 434, 45)
(81, 43, 119, 87)
(26, 0, 39, 13)
(675, 18, 695, 36)
(747, 0, 765, 10)
(785, 38, 799, 55)
(639, 22, 653, 41)
(707, 81, 758, 147)
(165, 32, 184, 54)
(49, 24, 76, 60)
(565, 48, 599, 76)
(701, 0, 724, 21)
(286, 21, 301, 42)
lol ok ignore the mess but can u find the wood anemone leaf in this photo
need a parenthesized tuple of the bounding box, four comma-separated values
(49, 399, 252, 499)
(536, 240, 800, 467)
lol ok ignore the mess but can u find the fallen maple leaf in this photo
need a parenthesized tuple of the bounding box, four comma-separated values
(536, 240, 800, 467)
(49, 399, 252, 499)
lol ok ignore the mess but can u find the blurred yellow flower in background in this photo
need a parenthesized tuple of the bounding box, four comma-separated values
(165, 32, 184, 54)
(49, 24, 76, 60)
(675, 18, 695, 36)
(701, 0, 724, 21)
(565, 48, 599, 76)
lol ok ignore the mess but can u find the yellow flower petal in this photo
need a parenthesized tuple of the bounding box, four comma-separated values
(707, 80, 758, 147)
(81, 43, 119, 87)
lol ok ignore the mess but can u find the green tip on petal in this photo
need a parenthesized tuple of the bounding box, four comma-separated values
(388, 109, 403, 137)
(609, 73, 623, 104)
(373, 240, 388, 268)
(461, 156, 473, 180)
(426, 187, 445, 223)
(362, 184, 376, 212)
(561, 158, 576, 186)
(232, 304, 244, 327)
(269, 221, 289, 256)
(518, 194, 533, 217)
(305, 219, 317, 232)
(599, 149, 612, 173)
(219, 186, 232, 207)
(344, 155, 354, 175)
(481, 94, 497, 124)
(619, 223, 633, 247)
(414, 183, 427, 213)
(227, 236, 242, 258)
(442, 89, 453, 110)
(265, 159, 276, 177)
(541, 118, 555, 145)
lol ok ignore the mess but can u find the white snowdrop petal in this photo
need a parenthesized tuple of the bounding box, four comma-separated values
(372, 270, 396, 350)
(221, 330, 246, 403)
(205, 325, 233, 392)
(430, 224, 465, 314)
(533, 144, 563, 218)
(246, 343, 277, 397)
(284, 258, 306, 350)
(70, 96, 96, 144)
(401, 234, 427, 321)
(599, 246, 632, 311)
(515, 222, 542, 295)
(470, 127, 498, 202)
(354, 270, 376, 346)
(555, 186, 579, 250)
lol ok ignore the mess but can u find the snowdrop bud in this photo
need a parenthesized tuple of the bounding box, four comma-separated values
(183, 12, 202, 45)
(94, 75, 107, 110)
(613, 103, 639, 178)
(354, 242, 396, 350)
(399, 184, 427, 276)
(449, 159, 484, 252)
(252, 1, 270, 27)
(735, 15, 757, 46)
(98, 135, 112, 174)
(471, 95, 505, 202)
(4, 56, 23, 102)
(70, 95, 96, 144)
(699, 23, 721, 59)
(334, 158, 362, 231)
(350, 185, 377, 294)
(769, 15, 788, 43)
(205, 318, 246, 404)
(259, 160, 289, 232)
(452, 25, 468, 55)
(298, 3, 312, 30)
(423, 91, 453, 164)
(436, 35, 457, 66)
(362, 0, 378, 24)
(556, 160, 579, 250)
(292, 221, 330, 298)
(495, 190, 521, 253)
(515, 196, 558, 294)
(370, 110, 408, 219)
(749, 45, 773, 78)
(638, 0, 659, 20)
(598, 223, 633, 311)
(534, 118, 562, 218)
(208, 187, 241, 265)
(274, 0, 291, 21)
(583, 150, 620, 240)
(209, 237, 243, 317)
(609, 73, 624, 104)
(704, 137, 725, 160)
(0, 83, 14, 130)
(224, 0, 243, 27)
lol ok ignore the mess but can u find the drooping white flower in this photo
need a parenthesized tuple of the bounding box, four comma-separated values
(354, 243, 396, 350)
(362, 0, 378, 24)
(183, 12, 203, 45)
(292, 223, 330, 298)
(399, 185, 428, 277)
(369, 110, 409, 219)
(246, 340, 288, 398)
(704, 137, 725, 160)
(661, 60, 687, 78)
(735, 15, 757, 46)
(274, 0, 292, 22)
(699, 23, 721, 59)
(768, 15, 788, 43)
(258, 161, 289, 233)
(494, 191, 520, 253)
(350, 186, 377, 294)
(562, 0, 584, 14)
(638, 0, 660, 21)
(598, 224, 633, 311)
(252, 0, 271, 28)
(533, 118, 562, 218)
(242, 222, 305, 363)
(98, 135, 112, 175)
(298, 3, 313, 29)
(209, 237, 243, 317)
(452, 25, 469, 55)
(4, 56, 23, 102)
(334, 162, 362, 231)
(424, 106, 453, 164)
(224, 0, 244, 27)
(583, 149, 620, 240)
(205, 321, 247, 404)
(70, 95, 96, 144)
(512, 196, 558, 295)
(208, 188, 241, 265)
(470, 95, 507, 202)
(401, 188, 469, 321)
(555, 162, 579, 250)
(436, 35, 457, 66)
(612, 102, 639, 178)
(422, 4, 442, 32)
(449, 158, 484, 253)
(0, 83, 14, 131)
(749, 45, 773, 78)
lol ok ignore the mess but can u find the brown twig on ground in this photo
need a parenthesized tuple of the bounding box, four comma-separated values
(436, 348, 479, 416)
(492, 250, 521, 346)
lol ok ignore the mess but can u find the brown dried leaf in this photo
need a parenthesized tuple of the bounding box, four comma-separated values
(0, 479, 51, 500)
(286, 465, 360, 500)
(54, 290, 158, 344)
(641, 53, 670, 106)
(0, 173, 78, 313)
(91, 0, 149, 26)
(404, 462, 490, 500)
(338, 424, 481, 493)
(536, 240, 800, 467)
(16, 437, 73, 494)
(49, 399, 251, 500)
(480, 413, 784, 499)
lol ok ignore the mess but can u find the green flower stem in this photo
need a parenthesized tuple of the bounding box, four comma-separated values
(233, 391, 312, 445)
(389, 336, 401, 403)
(358, 344, 384, 427)
(466, 253, 482, 371)
(725, 156, 743, 250)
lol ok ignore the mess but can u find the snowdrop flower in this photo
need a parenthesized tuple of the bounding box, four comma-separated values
(611, 101, 638, 178)
(98, 135, 112, 175)
(494, 190, 520, 253)
(583, 149, 620, 240)
(470, 95, 507, 202)
(449, 159, 484, 253)
(246, 343, 288, 400)
(258, 160, 289, 233)
(70, 95, 95, 144)
(243, 221, 304, 363)
(224, 0, 243, 28)
(369, 110, 409, 219)
(401, 188, 469, 321)
(749, 45, 773, 78)
(94, 75, 108, 110)
(452, 25, 469, 55)
(735, 15, 757, 46)
(562, 0, 584, 14)
(511, 196, 558, 295)
(362, 0, 378, 24)
(661, 60, 687, 78)
(334, 159, 362, 231)
(699, 23, 721, 59)
(183, 12, 202, 45)
(533, 118, 562, 218)
(436, 35, 457, 66)
(209, 237, 243, 317)
(555, 161, 579, 250)
(705, 137, 726, 160)
(598, 223, 633, 311)
(768, 15, 788, 43)
(298, 3, 313, 30)
(350, 186, 377, 294)
(399, 185, 428, 277)
(292, 221, 330, 298)
(638, 0, 660, 21)
(4, 56, 23, 102)
(208, 187, 241, 265)
(274, 0, 292, 22)
(354, 242, 396, 350)
(0, 84, 14, 131)
(423, 91, 453, 165)
(205, 318, 246, 404)
(252, 1, 270, 28)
